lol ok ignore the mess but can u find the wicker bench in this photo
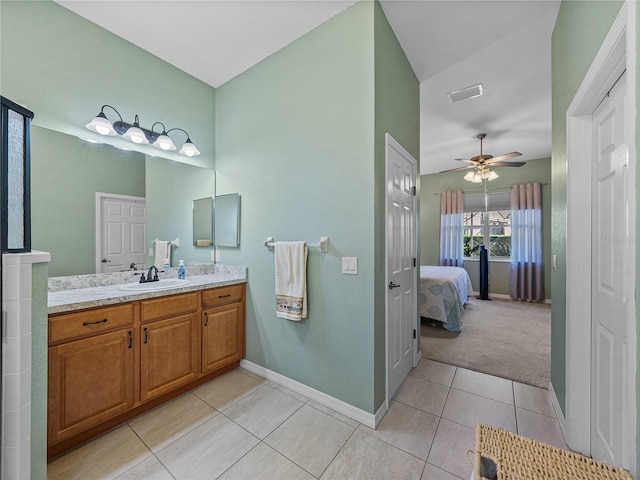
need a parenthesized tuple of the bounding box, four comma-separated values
(473, 423, 633, 480)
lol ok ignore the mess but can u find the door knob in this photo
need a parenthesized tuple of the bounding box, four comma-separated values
(388, 281, 401, 290)
(101, 258, 111, 263)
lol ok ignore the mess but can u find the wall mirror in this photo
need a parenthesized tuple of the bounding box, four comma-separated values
(214, 193, 240, 247)
(192, 197, 213, 246)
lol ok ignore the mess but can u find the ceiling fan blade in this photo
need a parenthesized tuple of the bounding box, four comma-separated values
(439, 165, 475, 173)
(454, 158, 473, 163)
(484, 151, 522, 164)
(488, 161, 526, 167)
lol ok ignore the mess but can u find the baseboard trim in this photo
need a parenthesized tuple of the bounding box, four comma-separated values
(240, 359, 380, 428)
(471, 291, 551, 304)
(548, 381, 568, 442)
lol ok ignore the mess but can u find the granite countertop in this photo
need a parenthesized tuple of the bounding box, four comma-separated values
(48, 269, 247, 314)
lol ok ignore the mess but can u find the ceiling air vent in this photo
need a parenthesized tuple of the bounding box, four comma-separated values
(447, 83, 483, 103)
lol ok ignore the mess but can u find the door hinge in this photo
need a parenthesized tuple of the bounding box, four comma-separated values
(413, 329, 416, 339)
(411, 186, 416, 196)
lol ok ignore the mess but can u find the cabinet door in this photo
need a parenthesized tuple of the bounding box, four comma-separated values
(202, 303, 244, 374)
(48, 329, 134, 444)
(140, 313, 199, 401)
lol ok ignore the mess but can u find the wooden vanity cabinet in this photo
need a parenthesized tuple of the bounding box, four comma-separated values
(201, 284, 245, 374)
(48, 283, 245, 458)
(139, 293, 199, 401)
(48, 305, 135, 445)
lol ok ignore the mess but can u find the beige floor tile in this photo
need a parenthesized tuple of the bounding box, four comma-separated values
(129, 393, 218, 452)
(513, 382, 555, 417)
(516, 408, 568, 450)
(48, 425, 152, 480)
(114, 456, 174, 480)
(359, 401, 439, 460)
(192, 369, 263, 410)
(307, 399, 360, 428)
(442, 389, 517, 432)
(427, 419, 474, 480)
(224, 384, 303, 438)
(237, 367, 268, 383)
(393, 375, 450, 417)
(320, 430, 424, 480)
(265, 404, 355, 477)
(451, 368, 514, 405)
(219, 442, 316, 480)
(267, 380, 311, 403)
(411, 359, 457, 387)
(156, 414, 259, 479)
(421, 463, 463, 480)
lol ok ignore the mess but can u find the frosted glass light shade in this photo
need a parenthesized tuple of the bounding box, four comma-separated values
(85, 113, 117, 136)
(122, 125, 149, 144)
(152, 134, 177, 151)
(464, 171, 475, 181)
(179, 139, 200, 157)
(487, 170, 499, 181)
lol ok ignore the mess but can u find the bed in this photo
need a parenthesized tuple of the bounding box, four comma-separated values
(419, 266, 473, 333)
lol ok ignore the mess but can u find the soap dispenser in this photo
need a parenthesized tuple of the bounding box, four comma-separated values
(177, 260, 185, 279)
(163, 259, 170, 270)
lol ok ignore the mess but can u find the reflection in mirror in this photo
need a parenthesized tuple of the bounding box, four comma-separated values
(214, 194, 240, 247)
(193, 197, 213, 246)
(31, 127, 215, 276)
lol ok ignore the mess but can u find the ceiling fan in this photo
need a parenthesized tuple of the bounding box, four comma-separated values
(443, 133, 524, 182)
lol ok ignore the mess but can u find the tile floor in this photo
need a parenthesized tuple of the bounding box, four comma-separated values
(47, 360, 566, 480)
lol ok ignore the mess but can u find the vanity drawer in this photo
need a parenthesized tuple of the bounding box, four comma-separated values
(202, 284, 244, 308)
(141, 292, 199, 322)
(49, 304, 134, 343)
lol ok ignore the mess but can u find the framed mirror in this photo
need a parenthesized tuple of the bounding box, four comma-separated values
(192, 197, 213, 246)
(214, 193, 240, 247)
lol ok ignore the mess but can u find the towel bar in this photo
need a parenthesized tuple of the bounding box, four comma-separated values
(152, 238, 180, 248)
(263, 236, 329, 253)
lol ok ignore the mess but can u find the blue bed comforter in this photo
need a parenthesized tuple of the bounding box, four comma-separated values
(419, 266, 473, 333)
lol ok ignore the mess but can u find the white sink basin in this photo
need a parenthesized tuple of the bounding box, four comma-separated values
(118, 279, 190, 292)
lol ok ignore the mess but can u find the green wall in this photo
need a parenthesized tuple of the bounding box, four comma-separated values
(145, 157, 215, 267)
(31, 127, 145, 276)
(420, 158, 552, 298)
(550, 0, 623, 415)
(31, 261, 48, 479)
(372, 1, 420, 410)
(0, 0, 215, 170)
(2, 1, 219, 276)
(216, 1, 418, 413)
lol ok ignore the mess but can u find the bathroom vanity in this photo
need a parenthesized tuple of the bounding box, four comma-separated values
(46, 267, 246, 458)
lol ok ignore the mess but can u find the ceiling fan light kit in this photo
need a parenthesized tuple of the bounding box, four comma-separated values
(447, 133, 523, 183)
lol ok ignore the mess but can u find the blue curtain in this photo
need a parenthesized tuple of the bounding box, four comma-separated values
(510, 183, 544, 302)
(440, 190, 464, 266)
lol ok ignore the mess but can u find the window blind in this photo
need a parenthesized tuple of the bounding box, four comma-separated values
(463, 191, 511, 212)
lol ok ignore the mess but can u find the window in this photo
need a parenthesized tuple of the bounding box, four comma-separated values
(1, 96, 34, 252)
(463, 192, 511, 259)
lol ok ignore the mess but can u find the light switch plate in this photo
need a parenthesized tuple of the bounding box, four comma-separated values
(148, 248, 154, 257)
(210, 250, 216, 261)
(342, 257, 358, 275)
(215, 250, 221, 262)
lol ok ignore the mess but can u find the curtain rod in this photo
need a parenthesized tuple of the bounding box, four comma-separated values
(432, 182, 548, 195)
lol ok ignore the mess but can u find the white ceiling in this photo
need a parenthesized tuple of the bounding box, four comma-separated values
(54, 0, 560, 175)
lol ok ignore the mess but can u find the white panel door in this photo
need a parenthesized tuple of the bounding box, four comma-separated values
(386, 134, 417, 402)
(591, 73, 628, 466)
(100, 196, 146, 273)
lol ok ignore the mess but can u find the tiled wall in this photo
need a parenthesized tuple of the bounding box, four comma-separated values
(2, 251, 50, 479)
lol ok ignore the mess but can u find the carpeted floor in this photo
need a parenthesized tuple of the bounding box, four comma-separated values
(420, 297, 551, 388)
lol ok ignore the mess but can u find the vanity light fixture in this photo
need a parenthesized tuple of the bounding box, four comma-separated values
(85, 105, 201, 156)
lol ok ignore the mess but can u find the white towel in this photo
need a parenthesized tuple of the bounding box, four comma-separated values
(274, 241, 308, 321)
(154, 240, 171, 268)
